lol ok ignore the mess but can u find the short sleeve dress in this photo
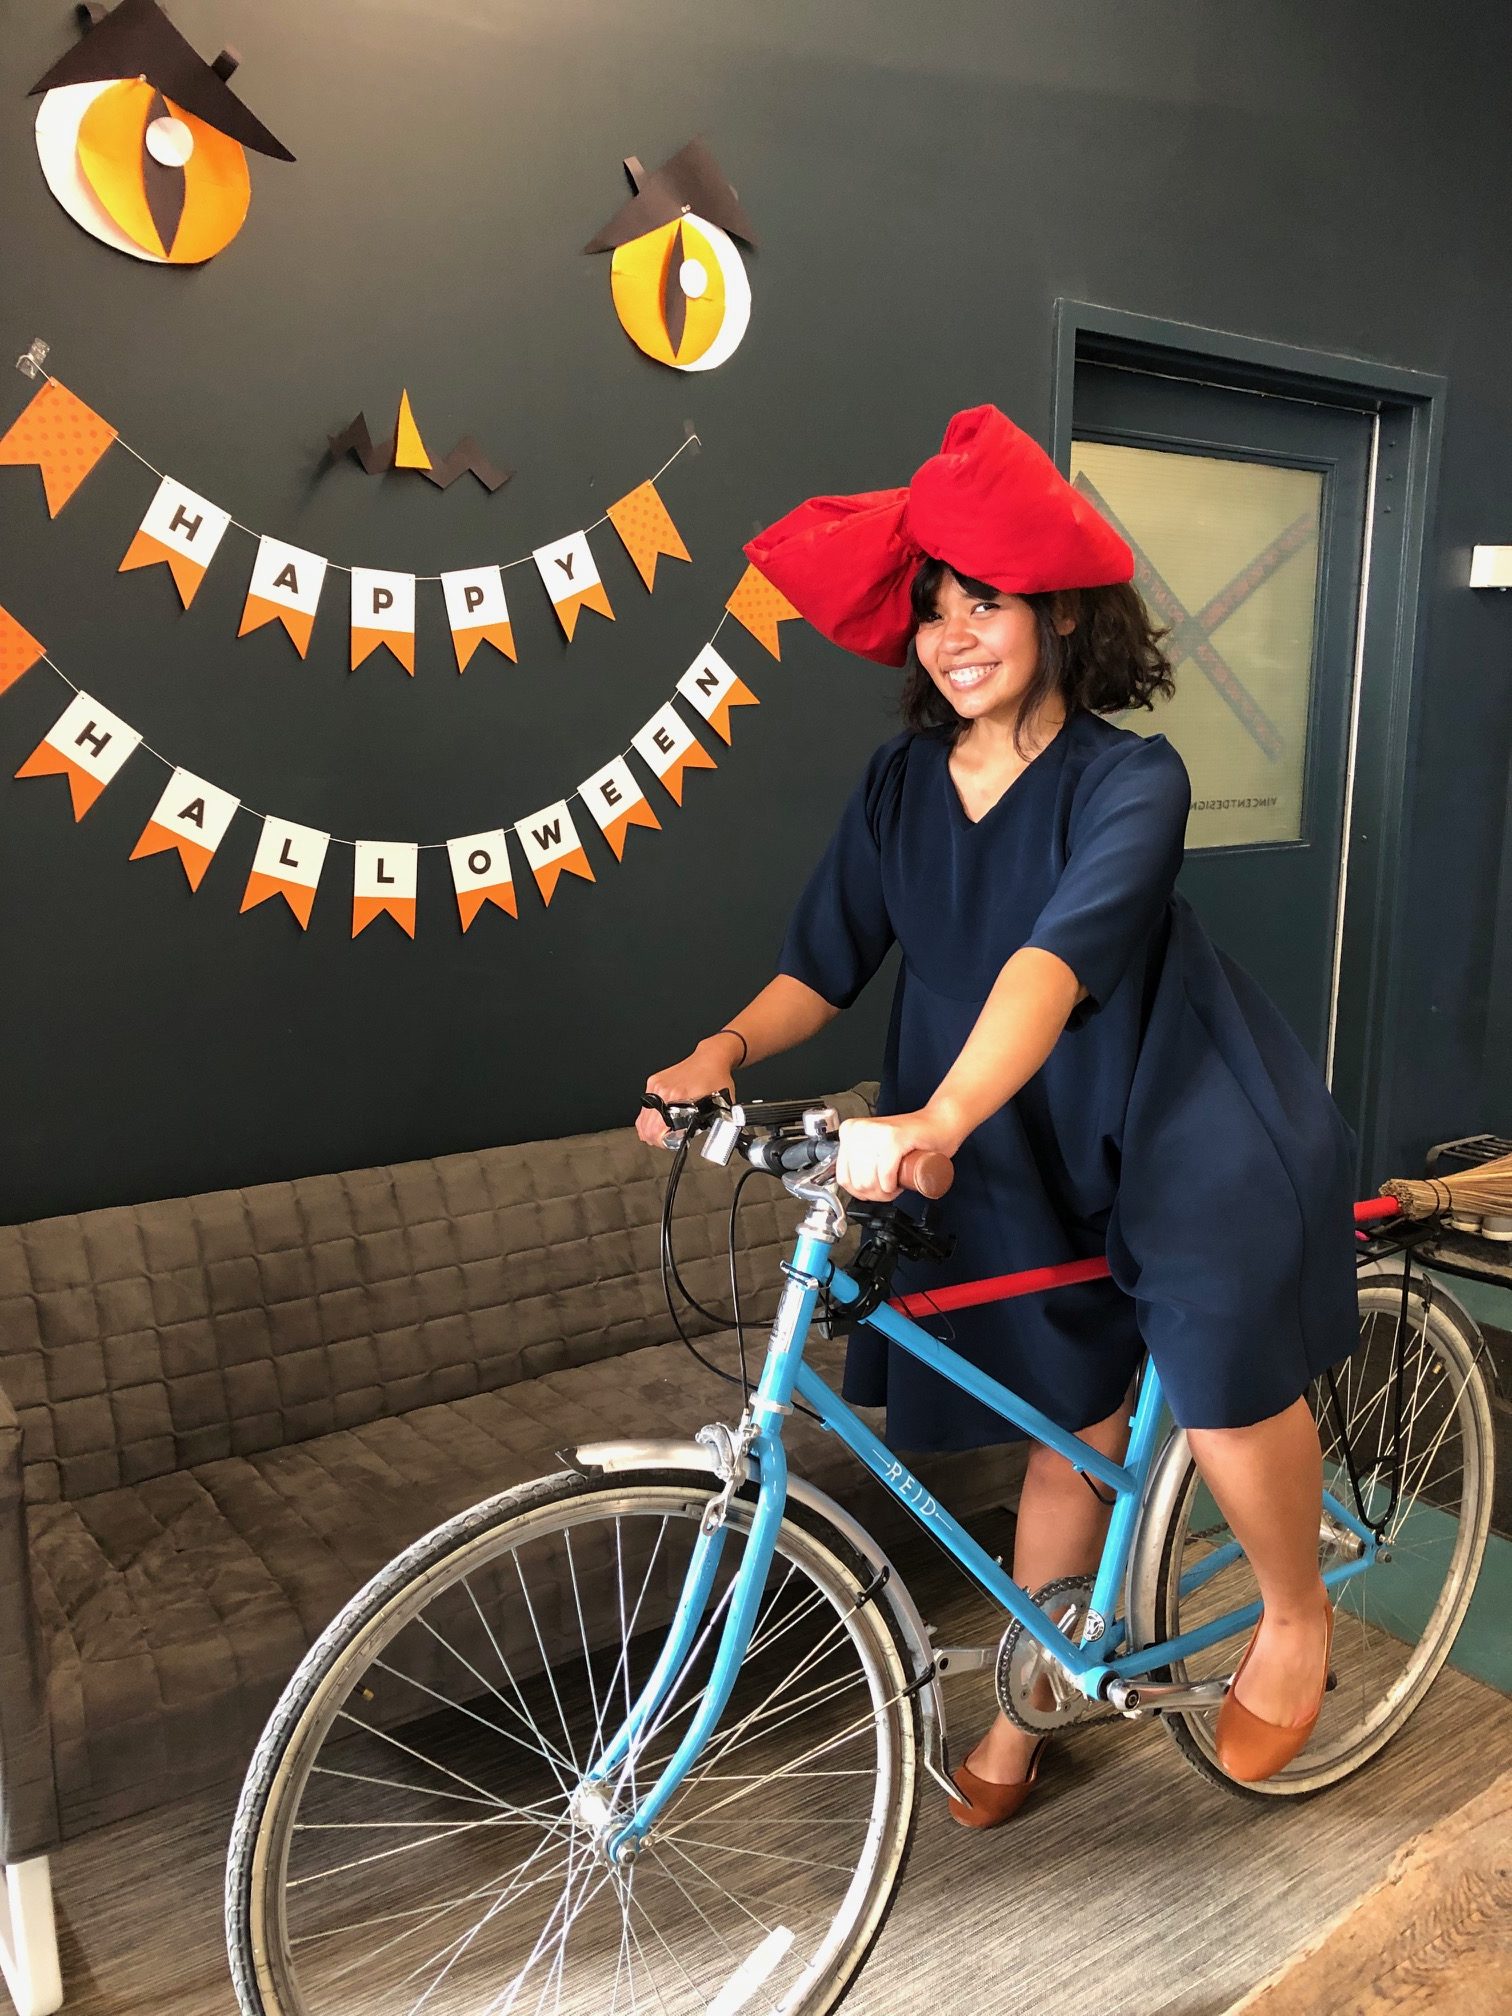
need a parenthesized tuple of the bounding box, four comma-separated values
(778, 708, 1361, 1453)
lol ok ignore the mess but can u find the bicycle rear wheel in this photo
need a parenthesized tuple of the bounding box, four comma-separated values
(1149, 1272, 1494, 1798)
(226, 1467, 920, 2016)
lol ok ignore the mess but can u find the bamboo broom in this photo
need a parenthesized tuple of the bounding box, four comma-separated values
(1378, 1151, 1512, 1220)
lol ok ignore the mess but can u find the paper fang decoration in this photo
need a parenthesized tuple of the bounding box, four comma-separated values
(29, 0, 293, 266)
(16, 690, 140, 818)
(725, 561, 800, 659)
(129, 766, 238, 888)
(515, 800, 594, 906)
(586, 139, 755, 375)
(533, 532, 614, 642)
(579, 755, 661, 861)
(352, 841, 418, 939)
(240, 814, 329, 927)
(119, 475, 230, 606)
(350, 568, 416, 674)
(447, 829, 517, 929)
(238, 535, 327, 656)
(327, 392, 511, 493)
(0, 605, 46, 696)
(676, 643, 758, 744)
(441, 566, 515, 672)
(606, 479, 690, 592)
(0, 378, 116, 515)
(632, 702, 717, 806)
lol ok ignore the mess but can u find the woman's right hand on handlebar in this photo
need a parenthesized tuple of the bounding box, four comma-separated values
(636, 1036, 742, 1148)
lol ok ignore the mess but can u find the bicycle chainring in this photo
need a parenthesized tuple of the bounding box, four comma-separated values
(995, 1575, 1107, 1732)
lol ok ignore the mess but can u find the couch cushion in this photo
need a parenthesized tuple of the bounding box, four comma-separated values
(28, 1333, 1018, 1840)
(1, 1089, 876, 1503)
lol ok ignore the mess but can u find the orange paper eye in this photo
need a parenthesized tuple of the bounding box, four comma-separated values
(586, 140, 757, 375)
(28, 0, 292, 267)
(74, 79, 250, 264)
(610, 215, 750, 371)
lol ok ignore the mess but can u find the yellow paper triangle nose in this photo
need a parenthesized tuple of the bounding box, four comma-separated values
(394, 390, 432, 470)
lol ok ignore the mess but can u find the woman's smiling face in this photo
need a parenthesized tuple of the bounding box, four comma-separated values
(912, 572, 1063, 727)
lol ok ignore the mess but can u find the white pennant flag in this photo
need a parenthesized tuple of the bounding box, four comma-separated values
(129, 767, 239, 889)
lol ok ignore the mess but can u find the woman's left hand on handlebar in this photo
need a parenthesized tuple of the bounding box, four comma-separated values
(836, 1111, 960, 1201)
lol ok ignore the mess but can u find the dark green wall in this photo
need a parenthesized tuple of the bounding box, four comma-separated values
(0, 0, 1507, 1221)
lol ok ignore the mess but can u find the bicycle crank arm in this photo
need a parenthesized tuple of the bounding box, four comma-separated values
(1103, 1676, 1232, 1717)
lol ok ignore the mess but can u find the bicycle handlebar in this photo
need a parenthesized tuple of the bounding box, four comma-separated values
(640, 1094, 955, 1201)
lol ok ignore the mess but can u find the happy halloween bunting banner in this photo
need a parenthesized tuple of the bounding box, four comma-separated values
(0, 598, 761, 935)
(0, 373, 803, 673)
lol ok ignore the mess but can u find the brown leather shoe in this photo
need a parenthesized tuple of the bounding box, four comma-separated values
(1215, 1595, 1335, 1783)
(947, 1735, 1050, 1829)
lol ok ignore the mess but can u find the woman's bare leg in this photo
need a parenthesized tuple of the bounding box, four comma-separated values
(965, 1389, 1132, 1784)
(1186, 1397, 1330, 1724)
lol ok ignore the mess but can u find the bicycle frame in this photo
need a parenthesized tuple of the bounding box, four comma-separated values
(588, 1222, 1381, 1860)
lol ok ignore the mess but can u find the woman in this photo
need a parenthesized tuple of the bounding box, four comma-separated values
(636, 406, 1359, 1828)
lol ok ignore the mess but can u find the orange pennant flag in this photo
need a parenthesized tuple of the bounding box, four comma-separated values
(515, 800, 596, 906)
(631, 703, 718, 807)
(579, 756, 662, 860)
(0, 379, 116, 516)
(606, 479, 691, 591)
(0, 603, 44, 696)
(725, 562, 801, 659)
(352, 842, 418, 939)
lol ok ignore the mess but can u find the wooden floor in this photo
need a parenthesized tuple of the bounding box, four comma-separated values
(27, 1507, 1512, 2016)
(1227, 1768, 1512, 2014)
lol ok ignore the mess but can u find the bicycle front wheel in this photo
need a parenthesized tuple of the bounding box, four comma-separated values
(1149, 1272, 1494, 1798)
(226, 1467, 921, 2016)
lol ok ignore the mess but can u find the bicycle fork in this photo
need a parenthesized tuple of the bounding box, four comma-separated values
(580, 1246, 829, 1863)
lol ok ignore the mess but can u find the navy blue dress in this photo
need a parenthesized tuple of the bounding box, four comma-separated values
(778, 709, 1361, 1452)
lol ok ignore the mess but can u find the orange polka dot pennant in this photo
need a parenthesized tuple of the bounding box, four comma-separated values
(605, 478, 692, 591)
(724, 561, 801, 659)
(0, 379, 116, 516)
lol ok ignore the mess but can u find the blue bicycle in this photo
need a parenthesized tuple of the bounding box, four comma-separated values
(227, 1095, 1494, 2016)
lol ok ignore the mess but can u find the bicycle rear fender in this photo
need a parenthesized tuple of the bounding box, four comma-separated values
(569, 1438, 953, 1792)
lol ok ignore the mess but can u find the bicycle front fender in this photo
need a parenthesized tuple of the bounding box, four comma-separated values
(569, 1437, 951, 1792)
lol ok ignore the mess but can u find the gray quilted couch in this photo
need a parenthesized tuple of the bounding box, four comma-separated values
(0, 1085, 1018, 2003)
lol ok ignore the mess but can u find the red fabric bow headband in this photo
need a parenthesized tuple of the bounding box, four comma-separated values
(744, 404, 1134, 668)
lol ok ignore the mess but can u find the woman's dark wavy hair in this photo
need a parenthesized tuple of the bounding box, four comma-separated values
(901, 559, 1175, 751)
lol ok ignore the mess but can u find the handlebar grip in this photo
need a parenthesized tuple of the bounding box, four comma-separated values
(899, 1150, 954, 1200)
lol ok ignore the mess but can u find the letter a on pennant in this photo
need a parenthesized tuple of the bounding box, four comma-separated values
(446, 828, 517, 928)
(238, 536, 328, 657)
(725, 562, 801, 659)
(533, 532, 614, 642)
(350, 568, 417, 674)
(631, 702, 717, 806)
(0, 379, 116, 516)
(129, 768, 239, 890)
(676, 643, 759, 744)
(578, 755, 661, 861)
(15, 690, 140, 819)
(352, 841, 419, 938)
(240, 815, 331, 928)
(119, 477, 231, 608)
(441, 566, 516, 671)
(514, 799, 595, 906)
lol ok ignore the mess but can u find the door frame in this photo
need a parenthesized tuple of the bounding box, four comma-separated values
(1049, 299, 1447, 1187)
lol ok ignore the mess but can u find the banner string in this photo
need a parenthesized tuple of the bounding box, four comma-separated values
(24, 604, 738, 851)
(21, 353, 701, 581)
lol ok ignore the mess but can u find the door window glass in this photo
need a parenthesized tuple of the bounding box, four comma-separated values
(1069, 440, 1323, 849)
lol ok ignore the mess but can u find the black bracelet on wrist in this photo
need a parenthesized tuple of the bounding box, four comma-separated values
(712, 1027, 749, 1069)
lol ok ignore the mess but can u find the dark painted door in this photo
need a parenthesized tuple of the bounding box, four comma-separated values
(1070, 365, 1372, 1069)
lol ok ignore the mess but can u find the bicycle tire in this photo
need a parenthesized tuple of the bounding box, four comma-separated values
(1148, 1276, 1493, 1801)
(226, 1466, 922, 2016)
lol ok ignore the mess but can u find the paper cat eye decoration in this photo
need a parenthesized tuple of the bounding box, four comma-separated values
(28, 0, 293, 266)
(585, 138, 756, 373)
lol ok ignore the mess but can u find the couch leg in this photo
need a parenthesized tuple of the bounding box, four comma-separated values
(0, 1857, 62, 2016)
